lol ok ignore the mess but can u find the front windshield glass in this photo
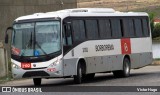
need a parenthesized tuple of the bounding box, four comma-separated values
(12, 21, 61, 56)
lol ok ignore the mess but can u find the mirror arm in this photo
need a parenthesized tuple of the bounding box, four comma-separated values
(5, 27, 13, 44)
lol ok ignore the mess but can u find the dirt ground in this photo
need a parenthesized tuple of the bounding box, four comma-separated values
(78, 0, 160, 11)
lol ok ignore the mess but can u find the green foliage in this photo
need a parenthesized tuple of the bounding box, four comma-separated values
(153, 23, 160, 38)
(8, 61, 11, 72)
(0, 71, 12, 84)
(149, 12, 155, 34)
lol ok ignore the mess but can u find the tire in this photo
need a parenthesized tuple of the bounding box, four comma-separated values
(33, 78, 41, 86)
(74, 63, 83, 84)
(113, 57, 130, 78)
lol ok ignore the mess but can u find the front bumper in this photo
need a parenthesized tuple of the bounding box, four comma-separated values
(12, 67, 63, 79)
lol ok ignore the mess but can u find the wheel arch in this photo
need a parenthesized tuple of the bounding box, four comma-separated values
(75, 58, 87, 75)
(122, 55, 131, 66)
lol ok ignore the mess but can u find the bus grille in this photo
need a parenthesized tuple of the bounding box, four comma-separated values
(22, 71, 50, 78)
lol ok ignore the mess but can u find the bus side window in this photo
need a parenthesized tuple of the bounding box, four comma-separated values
(72, 20, 86, 42)
(98, 19, 111, 39)
(122, 19, 135, 38)
(85, 20, 99, 39)
(62, 25, 66, 46)
(64, 24, 73, 46)
(134, 19, 143, 37)
(111, 19, 122, 38)
(142, 18, 149, 37)
(128, 19, 135, 37)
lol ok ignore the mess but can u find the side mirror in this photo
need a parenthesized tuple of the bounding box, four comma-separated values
(5, 27, 13, 44)
(5, 34, 8, 44)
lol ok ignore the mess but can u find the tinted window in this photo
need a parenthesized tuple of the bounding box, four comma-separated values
(128, 19, 135, 37)
(62, 26, 66, 45)
(111, 19, 122, 38)
(122, 19, 135, 37)
(142, 18, 149, 36)
(98, 20, 111, 38)
(134, 19, 143, 37)
(122, 19, 129, 37)
(85, 20, 99, 39)
(72, 20, 86, 41)
(64, 25, 72, 45)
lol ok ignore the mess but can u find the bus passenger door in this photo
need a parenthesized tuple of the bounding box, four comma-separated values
(62, 22, 76, 76)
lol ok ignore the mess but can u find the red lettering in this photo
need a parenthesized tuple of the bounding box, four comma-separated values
(21, 63, 31, 68)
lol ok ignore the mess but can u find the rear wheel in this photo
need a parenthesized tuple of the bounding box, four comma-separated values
(74, 63, 83, 84)
(113, 57, 130, 78)
(33, 78, 41, 86)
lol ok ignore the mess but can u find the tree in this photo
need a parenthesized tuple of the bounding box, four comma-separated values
(149, 12, 155, 37)
(153, 23, 160, 38)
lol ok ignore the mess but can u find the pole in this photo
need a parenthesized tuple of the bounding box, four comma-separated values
(5, 48, 9, 80)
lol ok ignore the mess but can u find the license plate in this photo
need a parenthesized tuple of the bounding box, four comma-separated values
(47, 68, 56, 72)
(21, 63, 31, 68)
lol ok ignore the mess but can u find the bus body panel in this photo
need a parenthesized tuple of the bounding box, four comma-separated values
(86, 55, 124, 73)
(131, 38, 152, 53)
(62, 37, 152, 76)
(130, 52, 152, 68)
(63, 58, 78, 76)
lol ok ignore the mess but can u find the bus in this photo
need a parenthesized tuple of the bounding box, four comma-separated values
(5, 8, 152, 86)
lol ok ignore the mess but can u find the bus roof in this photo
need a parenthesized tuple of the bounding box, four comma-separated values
(15, 8, 148, 21)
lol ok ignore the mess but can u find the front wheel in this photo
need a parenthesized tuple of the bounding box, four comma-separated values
(74, 63, 83, 84)
(113, 57, 130, 78)
(33, 78, 41, 86)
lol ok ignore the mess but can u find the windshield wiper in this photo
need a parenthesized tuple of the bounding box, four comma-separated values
(20, 31, 49, 57)
(35, 41, 48, 56)
(27, 32, 33, 48)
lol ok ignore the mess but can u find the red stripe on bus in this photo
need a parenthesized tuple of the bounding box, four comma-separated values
(121, 38, 131, 54)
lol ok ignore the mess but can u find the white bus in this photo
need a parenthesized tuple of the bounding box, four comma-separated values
(5, 8, 152, 86)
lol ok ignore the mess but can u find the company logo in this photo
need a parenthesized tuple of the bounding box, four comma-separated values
(1, 87, 42, 92)
(124, 43, 128, 52)
(33, 64, 36, 67)
(121, 38, 131, 54)
(2, 87, 11, 92)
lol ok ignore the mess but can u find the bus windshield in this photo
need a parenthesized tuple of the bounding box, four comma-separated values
(11, 21, 61, 57)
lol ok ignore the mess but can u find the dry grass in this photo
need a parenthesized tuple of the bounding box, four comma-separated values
(78, 0, 160, 13)
(152, 60, 160, 65)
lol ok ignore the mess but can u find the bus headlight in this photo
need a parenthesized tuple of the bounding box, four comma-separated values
(48, 60, 59, 67)
(12, 63, 20, 69)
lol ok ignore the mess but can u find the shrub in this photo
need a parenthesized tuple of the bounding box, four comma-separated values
(153, 23, 160, 38)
